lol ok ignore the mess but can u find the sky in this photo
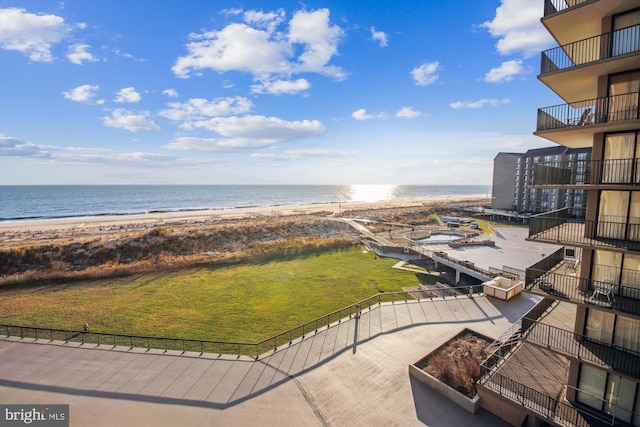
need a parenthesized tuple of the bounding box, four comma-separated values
(0, 0, 562, 185)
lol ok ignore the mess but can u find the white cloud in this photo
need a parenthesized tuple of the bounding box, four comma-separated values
(371, 26, 388, 47)
(67, 43, 97, 65)
(449, 98, 511, 109)
(352, 109, 373, 121)
(251, 148, 358, 161)
(162, 88, 179, 98)
(395, 107, 421, 119)
(484, 60, 526, 83)
(352, 109, 386, 121)
(159, 97, 253, 123)
(411, 62, 440, 86)
(62, 84, 100, 103)
(481, 0, 554, 57)
(243, 8, 285, 33)
(102, 109, 160, 132)
(250, 78, 310, 95)
(0, 7, 71, 62)
(114, 87, 141, 103)
(172, 8, 346, 82)
(165, 115, 325, 151)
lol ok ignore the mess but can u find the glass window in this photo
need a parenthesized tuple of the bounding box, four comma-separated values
(614, 315, 640, 353)
(604, 374, 637, 423)
(586, 309, 615, 344)
(603, 133, 637, 183)
(598, 191, 629, 239)
(612, 11, 640, 56)
(577, 364, 606, 410)
(621, 253, 640, 299)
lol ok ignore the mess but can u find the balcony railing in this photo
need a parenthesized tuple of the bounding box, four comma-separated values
(541, 24, 640, 74)
(525, 267, 640, 316)
(537, 91, 640, 132)
(543, 0, 589, 17)
(522, 318, 640, 377)
(533, 159, 640, 186)
(528, 208, 640, 251)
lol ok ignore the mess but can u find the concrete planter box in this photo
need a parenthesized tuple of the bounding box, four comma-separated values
(409, 329, 489, 414)
(482, 276, 523, 301)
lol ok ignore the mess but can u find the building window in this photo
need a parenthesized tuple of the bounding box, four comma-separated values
(585, 309, 615, 343)
(577, 364, 639, 423)
(592, 250, 640, 299)
(602, 132, 639, 184)
(597, 191, 640, 241)
(612, 10, 640, 57)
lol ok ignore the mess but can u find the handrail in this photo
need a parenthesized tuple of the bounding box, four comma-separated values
(522, 317, 640, 377)
(0, 288, 478, 359)
(532, 158, 640, 186)
(536, 91, 640, 132)
(525, 267, 640, 316)
(543, 0, 590, 17)
(541, 23, 640, 73)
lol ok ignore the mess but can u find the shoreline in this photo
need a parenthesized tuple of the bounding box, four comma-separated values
(0, 195, 489, 233)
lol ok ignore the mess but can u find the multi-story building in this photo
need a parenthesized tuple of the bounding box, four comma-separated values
(492, 146, 591, 216)
(479, 2, 639, 426)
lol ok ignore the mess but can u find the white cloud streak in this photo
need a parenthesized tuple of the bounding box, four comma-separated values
(371, 26, 388, 47)
(101, 109, 160, 132)
(411, 62, 440, 86)
(484, 60, 526, 83)
(66, 43, 97, 65)
(172, 8, 346, 83)
(481, 0, 554, 57)
(395, 107, 421, 119)
(62, 84, 100, 103)
(114, 87, 141, 103)
(449, 98, 511, 109)
(250, 78, 311, 95)
(0, 7, 71, 62)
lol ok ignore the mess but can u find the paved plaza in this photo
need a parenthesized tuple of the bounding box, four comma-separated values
(0, 291, 541, 427)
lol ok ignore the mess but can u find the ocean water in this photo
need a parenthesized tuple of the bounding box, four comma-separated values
(0, 185, 490, 222)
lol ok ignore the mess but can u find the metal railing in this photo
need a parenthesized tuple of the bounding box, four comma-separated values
(525, 267, 640, 316)
(528, 208, 640, 251)
(522, 318, 640, 378)
(0, 289, 476, 359)
(543, 0, 590, 17)
(480, 371, 614, 427)
(536, 91, 640, 132)
(533, 159, 640, 186)
(541, 24, 640, 74)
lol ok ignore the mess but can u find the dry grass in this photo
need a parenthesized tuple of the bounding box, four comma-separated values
(421, 331, 489, 398)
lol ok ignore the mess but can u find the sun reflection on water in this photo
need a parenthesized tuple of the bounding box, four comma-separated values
(348, 184, 398, 202)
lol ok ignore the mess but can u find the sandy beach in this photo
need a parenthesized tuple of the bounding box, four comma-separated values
(0, 195, 489, 234)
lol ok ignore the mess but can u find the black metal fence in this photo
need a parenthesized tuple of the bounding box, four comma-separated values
(533, 159, 640, 186)
(528, 209, 640, 251)
(522, 318, 640, 378)
(536, 91, 640, 132)
(541, 24, 640, 74)
(0, 289, 477, 359)
(543, 0, 589, 17)
(525, 267, 640, 316)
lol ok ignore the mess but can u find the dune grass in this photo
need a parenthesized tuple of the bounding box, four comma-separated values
(0, 246, 437, 342)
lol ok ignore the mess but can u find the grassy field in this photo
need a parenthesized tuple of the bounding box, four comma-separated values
(0, 246, 441, 342)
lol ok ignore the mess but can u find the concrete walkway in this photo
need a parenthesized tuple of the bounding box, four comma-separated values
(0, 293, 541, 426)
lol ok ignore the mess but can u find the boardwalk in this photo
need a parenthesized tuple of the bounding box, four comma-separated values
(0, 293, 541, 427)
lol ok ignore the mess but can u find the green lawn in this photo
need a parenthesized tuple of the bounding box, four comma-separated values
(0, 246, 429, 342)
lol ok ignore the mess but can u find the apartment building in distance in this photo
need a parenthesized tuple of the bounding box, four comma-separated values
(479, 1, 640, 427)
(492, 146, 591, 217)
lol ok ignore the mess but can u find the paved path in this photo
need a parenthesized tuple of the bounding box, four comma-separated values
(0, 292, 541, 427)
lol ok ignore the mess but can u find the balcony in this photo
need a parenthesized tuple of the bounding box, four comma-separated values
(527, 208, 640, 251)
(542, 1, 640, 48)
(526, 262, 640, 316)
(523, 319, 640, 378)
(532, 159, 640, 187)
(537, 90, 639, 134)
(479, 302, 637, 426)
(541, 24, 640, 75)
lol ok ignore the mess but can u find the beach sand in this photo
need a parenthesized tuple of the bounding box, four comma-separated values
(0, 195, 488, 234)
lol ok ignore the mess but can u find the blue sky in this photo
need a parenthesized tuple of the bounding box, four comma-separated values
(0, 0, 560, 185)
